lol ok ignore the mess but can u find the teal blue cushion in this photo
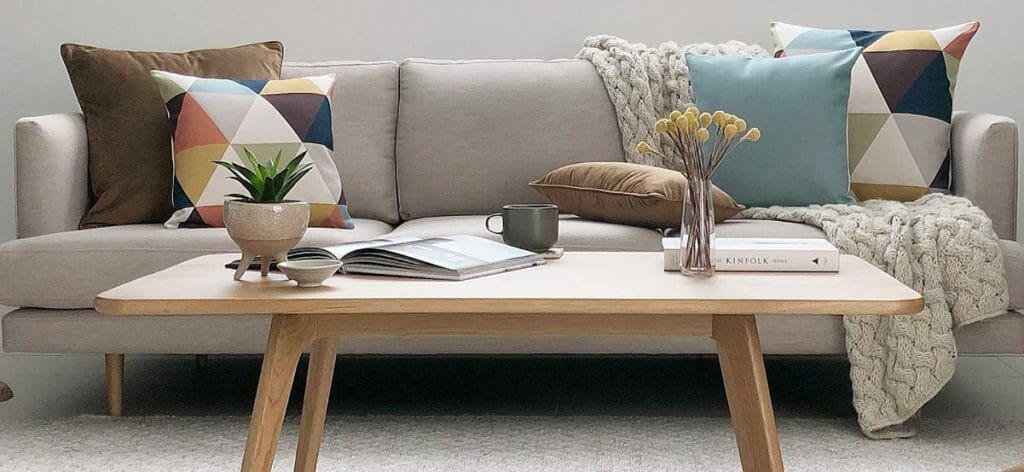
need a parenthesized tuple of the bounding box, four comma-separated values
(686, 48, 861, 207)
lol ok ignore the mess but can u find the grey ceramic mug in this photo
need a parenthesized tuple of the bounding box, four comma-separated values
(485, 204, 559, 252)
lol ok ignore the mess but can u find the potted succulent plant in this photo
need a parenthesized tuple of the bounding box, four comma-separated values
(214, 148, 313, 281)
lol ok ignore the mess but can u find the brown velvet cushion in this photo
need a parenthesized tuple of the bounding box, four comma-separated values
(530, 162, 744, 228)
(60, 42, 285, 228)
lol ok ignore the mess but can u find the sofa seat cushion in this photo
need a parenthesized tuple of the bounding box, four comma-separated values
(387, 215, 828, 252)
(0, 220, 392, 309)
(389, 215, 662, 251)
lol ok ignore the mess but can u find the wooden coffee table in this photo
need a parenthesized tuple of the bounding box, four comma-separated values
(96, 252, 922, 472)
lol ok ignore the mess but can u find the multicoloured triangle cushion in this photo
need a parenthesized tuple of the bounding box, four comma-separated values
(770, 22, 979, 201)
(150, 71, 354, 229)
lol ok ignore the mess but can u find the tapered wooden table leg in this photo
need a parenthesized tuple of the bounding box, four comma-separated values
(241, 315, 314, 472)
(105, 353, 124, 417)
(295, 336, 339, 472)
(713, 315, 784, 472)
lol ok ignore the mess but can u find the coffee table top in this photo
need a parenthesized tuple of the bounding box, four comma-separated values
(95, 252, 922, 317)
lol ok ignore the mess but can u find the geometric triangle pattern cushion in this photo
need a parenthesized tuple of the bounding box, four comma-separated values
(771, 21, 979, 201)
(150, 71, 354, 229)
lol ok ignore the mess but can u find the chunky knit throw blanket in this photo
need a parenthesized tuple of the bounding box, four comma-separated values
(578, 36, 1010, 438)
(739, 197, 1008, 438)
(577, 35, 769, 166)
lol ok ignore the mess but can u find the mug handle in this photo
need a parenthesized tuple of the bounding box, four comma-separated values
(485, 213, 503, 234)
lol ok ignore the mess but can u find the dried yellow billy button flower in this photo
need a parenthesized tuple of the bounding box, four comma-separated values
(699, 112, 712, 128)
(675, 115, 688, 130)
(696, 127, 710, 143)
(637, 106, 761, 179)
(712, 110, 726, 126)
(724, 124, 738, 139)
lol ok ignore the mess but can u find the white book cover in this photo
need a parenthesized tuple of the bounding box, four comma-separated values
(663, 237, 840, 272)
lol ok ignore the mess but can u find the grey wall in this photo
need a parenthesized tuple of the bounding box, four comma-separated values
(2, 0, 1021, 242)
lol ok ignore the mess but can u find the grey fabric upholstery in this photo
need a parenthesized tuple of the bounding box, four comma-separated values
(6, 55, 1023, 357)
(715, 220, 828, 239)
(387, 216, 827, 251)
(15, 113, 90, 238)
(951, 111, 1018, 240)
(5, 216, 1021, 313)
(1000, 239, 1024, 311)
(5, 308, 1021, 355)
(0, 221, 392, 309)
(395, 59, 624, 220)
(282, 61, 400, 224)
(955, 311, 1024, 355)
(388, 215, 662, 251)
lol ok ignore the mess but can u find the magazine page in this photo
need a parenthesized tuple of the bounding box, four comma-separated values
(321, 236, 422, 259)
(368, 238, 489, 271)
(344, 235, 538, 271)
(427, 235, 536, 263)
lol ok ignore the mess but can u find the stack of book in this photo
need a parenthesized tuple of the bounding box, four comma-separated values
(663, 237, 840, 272)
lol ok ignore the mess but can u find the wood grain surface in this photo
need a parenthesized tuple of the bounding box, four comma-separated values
(96, 253, 922, 317)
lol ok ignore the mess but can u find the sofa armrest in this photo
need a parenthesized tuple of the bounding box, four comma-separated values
(951, 111, 1018, 240)
(15, 113, 89, 238)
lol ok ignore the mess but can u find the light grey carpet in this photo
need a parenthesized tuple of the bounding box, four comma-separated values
(0, 415, 1021, 471)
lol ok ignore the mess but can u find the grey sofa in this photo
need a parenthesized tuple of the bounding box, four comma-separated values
(2, 59, 1022, 416)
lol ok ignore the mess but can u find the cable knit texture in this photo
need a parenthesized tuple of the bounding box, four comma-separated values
(576, 36, 768, 166)
(579, 36, 1009, 438)
(739, 196, 1007, 438)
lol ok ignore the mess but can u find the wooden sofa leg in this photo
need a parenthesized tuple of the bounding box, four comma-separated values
(105, 353, 124, 417)
(0, 381, 12, 402)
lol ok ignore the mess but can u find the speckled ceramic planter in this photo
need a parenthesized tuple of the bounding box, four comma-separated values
(223, 200, 309, 281)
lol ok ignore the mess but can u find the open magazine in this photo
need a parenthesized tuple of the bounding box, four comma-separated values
(226, 235, 545, 281)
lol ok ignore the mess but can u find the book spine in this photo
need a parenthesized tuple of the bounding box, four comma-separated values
(664, 249, 839, 272)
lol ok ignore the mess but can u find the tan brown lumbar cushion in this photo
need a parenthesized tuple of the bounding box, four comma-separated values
(61, 41, 285, 228)
(530, 162, 744, 228)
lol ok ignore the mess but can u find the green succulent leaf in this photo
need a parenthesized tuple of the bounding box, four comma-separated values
(230, 163, 258, 183)
(285, 151, 308, 174)
(224, 193, 253, 202)
(271, 149, 283, 174)
(242, 148, 262, 173)
(212, 147, 313, 204)
(226, 176, 261, 200)
(279, 167, 312, 200)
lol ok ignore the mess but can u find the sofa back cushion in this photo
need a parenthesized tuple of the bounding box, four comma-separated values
(395, 59, 625, 220)
(281, 61, 400, 224)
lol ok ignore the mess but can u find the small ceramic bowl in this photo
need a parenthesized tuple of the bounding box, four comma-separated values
(277, 260, 343, 288)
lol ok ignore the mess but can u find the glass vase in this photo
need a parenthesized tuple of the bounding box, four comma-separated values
(680, 175, 716, 277)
